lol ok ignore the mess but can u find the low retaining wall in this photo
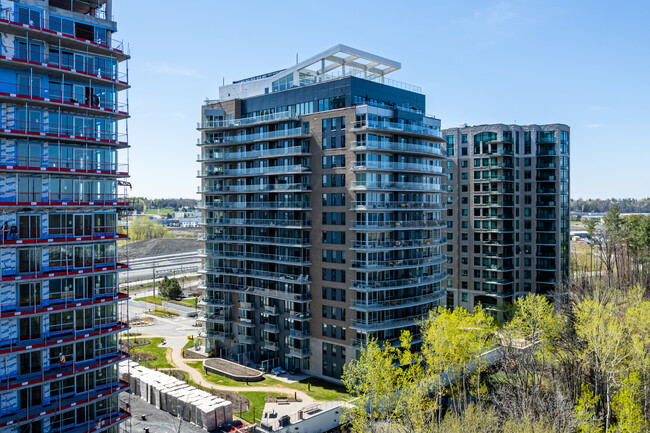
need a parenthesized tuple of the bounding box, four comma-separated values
(162, 301, 198, 317)
(203, 358, 264, 382)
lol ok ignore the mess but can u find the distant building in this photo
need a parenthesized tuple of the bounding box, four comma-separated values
(443, 124, 570, 314)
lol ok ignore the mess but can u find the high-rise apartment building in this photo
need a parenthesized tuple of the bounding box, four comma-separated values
(443, 124, 569, 314)
(198, 45, 446, 380)
(0, 1, 131, 432)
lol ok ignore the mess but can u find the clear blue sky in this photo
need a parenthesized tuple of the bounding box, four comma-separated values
(112, 0, 650, 200)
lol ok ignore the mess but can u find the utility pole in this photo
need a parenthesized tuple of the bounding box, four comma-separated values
(152, 262, 156, 300)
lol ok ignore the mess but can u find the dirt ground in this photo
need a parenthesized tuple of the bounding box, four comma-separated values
(118, 236, 200, 260)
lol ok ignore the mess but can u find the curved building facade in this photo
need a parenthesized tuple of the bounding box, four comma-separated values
(197, 45, 446, 380)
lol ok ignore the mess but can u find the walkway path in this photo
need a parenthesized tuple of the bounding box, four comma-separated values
(146, 332, 315, 403)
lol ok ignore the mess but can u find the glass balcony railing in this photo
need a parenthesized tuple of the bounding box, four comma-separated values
(351, 238, 446, 249)
(197, 146, 306, 161)
(198, 164, 310, 177)
(351, 291, 445, 311)
(351, 201, 445, 210)
(199, 127, 308, 144)
(198, 112, 298, 129)
(200, 234, 311, 246)
(351, 254, 446, 270)
(199, 201, 311, 210)
(353, 120, 442, 139)
(350, 180, 441, 192)
(198, 183, 310, 194)
(201, 267, 311, 285)
(352, 272, 446, 291)
(350, 140, 444, 157)
(201, 217, 311, 227)
(351, 219, 445, 230)
(203, 250, 311, 265)
(351, 160, 443, 174)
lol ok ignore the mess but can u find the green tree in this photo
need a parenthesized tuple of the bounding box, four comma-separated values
(159, 277, 183, 300)
(129, 217, 173, 241)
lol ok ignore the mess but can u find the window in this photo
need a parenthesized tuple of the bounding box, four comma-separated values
(322, 231, 345, 244)
(461, 134, 468, 143)
(322, 287, 346, 302)
(461, 147, 468, 156)
(322, 154, 345, 169)
(322, 212, 345, 225)
(322, 193, 345, 206)
(322, 174, 345, 187)
(322, 249, 345, 264)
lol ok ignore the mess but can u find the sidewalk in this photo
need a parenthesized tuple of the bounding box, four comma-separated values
(156, 335, 315, 403)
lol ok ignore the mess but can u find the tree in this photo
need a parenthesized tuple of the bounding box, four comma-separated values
(129, 217, 173, 241)
(159, 277, 183, 300)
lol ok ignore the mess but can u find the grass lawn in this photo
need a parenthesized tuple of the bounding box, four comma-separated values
(134, 295, 163, 305)
(185, 361, 347, 401)
(238, 391, 286, 423)
(131, 337, 175, 369)
(145, 208, 174, 215)
(179, 297, 198, 307)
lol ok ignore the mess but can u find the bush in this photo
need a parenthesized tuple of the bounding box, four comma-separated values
(159, 276, 183, 300)
(129, 217, 174, 241)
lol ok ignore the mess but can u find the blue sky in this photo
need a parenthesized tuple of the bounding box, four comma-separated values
(113, 0, 650, 200)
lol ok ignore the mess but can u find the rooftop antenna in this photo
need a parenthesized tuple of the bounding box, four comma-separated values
(222, 77, 225, 85)
(296, 53, 298, 65)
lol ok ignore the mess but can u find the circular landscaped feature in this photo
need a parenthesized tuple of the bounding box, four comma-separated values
(203, 358, 264, 382)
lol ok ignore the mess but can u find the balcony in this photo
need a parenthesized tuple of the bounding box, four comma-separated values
(204, 283, 312, 302)
(351, 272, 446, 291)
(202, 331, 235, 340)
(198, 313, 231, 323)
(200, 182, 310, 194)
(200, 200, 311, 210)
(200, 234, 311, 247)
(197, 145, 306, 161)
(203, 250, 310, 265)
(198, 127, 309, 145)
(237, 335, 256, 345)
(351, 219, 445, 230)
(350, 201, 445, 211)
(263, 323, 280, 333)
(289, 329, 311, 339)
(198, 297, 233, 307)
(263, 341, 280, 351)
(350, 180, 442, 192)
(198, 164, 310, 177)
(350, 160, 443, 174)
(288, 347, 311, 358)
(0, 191, 129, 208)
(288, 311, 312, 321)
(353, 120, 442, 139)
(0, 228, 124, 247)
(350, 140, 444, 157)
(351, 254, 446, 270)
(350, 291, 445, 311)
(0, 119, 127, 146)
(351, 316, 425, 331)
(202, 217, 311, 228)
(201, 267, 311, 285)
(0, 261, 127, 283)
(351, 237, 446, 250)
(198, 111, 299, 129)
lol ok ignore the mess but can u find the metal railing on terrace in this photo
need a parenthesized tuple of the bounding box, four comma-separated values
(198, 111, 299, 129)
(350, 180, 442, 192)
(350, 140, 444, 156)
(204, 282, 312, 302)
(0, 118, 127, 145)
(0, 224, 122, 246)
(0, 191, 128, 206)
(351, 315, 428, 331)
(351, 160, 443, 174)
(353, 120, 442, 138)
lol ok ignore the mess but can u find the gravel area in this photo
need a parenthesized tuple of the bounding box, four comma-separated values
(119, 237, 200, 260)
